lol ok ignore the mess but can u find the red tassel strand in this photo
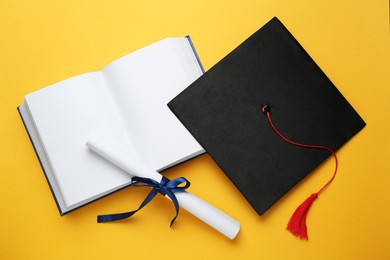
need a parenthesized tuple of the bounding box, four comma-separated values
(261, 105, 338, 240)
(286, 193, 318, 240)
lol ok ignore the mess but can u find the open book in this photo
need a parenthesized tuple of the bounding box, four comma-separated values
(18, 37, 205, 215)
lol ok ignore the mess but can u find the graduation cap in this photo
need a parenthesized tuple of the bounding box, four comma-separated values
(168, 17, 365, 239)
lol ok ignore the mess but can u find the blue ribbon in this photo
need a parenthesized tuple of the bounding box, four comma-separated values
(97, 176, 190, 227)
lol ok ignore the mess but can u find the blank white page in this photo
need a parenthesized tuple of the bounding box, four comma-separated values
(102, 38, 204, 171)
(25, 72, 132, 208)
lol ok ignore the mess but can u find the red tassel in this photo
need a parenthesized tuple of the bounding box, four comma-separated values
(261, 105, 338, 240)
(286, 193, 318, 240)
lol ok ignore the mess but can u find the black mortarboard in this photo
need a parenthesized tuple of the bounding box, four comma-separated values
(168, 17, 365, 238)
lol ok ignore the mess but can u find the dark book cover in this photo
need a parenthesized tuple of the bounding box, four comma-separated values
(168, 17, 366, 215)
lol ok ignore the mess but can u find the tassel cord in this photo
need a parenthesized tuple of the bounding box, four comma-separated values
(263, 109, 338, 195)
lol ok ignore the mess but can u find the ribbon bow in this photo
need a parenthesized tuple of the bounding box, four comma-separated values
(97, 176, 190, 227)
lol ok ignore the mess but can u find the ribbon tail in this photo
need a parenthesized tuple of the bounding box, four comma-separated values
(98, 210, 137, 223)
(165, 189, 181, 227)
(98, 187, 159, 223)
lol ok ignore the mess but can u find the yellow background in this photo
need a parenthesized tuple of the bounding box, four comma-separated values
(1, 1, 389, 259)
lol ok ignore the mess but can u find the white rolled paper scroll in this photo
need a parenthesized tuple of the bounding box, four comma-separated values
(86, 134, 240, 239)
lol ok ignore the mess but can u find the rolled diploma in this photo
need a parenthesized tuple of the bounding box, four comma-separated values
(86, 134, 240, 239)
